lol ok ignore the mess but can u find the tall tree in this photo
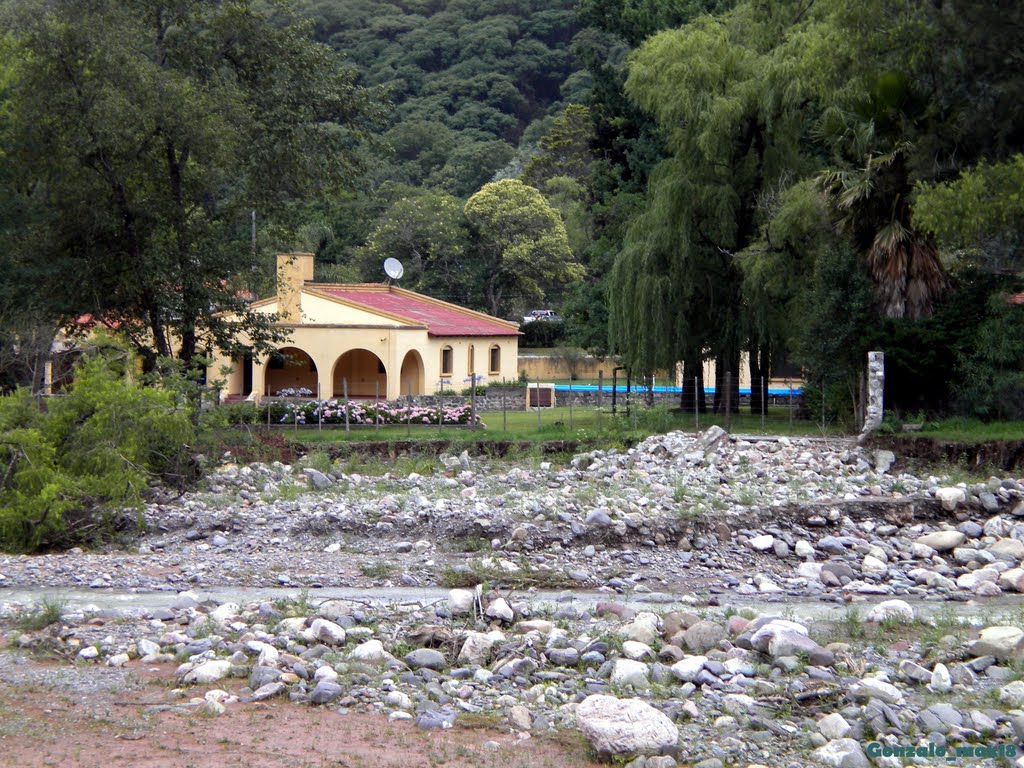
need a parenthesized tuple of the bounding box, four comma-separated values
(464, 179, 583, 316)
(3, 0, 384, 372)
(610, 3, 808, 411)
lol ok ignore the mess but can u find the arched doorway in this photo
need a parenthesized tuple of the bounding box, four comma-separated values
(333, 349, 386, 398)
(400, 350, 424, 396)
(265, 346, 318, 396)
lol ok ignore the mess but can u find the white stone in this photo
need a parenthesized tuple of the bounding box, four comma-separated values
(670, 656, 707, 683)
(795, 540, 815, 559)
(620, 613, 662, 645)
(915, 531, 966, 552)
(861, 555, 887, 575)
(749, 535, 775, 552)
(813, 738, 869, 768)
(209, 602, 240, 623)
(485, 598, 514, 622)
(797, 562, 823, 580)
(458, 631, 500, 666)
(623, 641, 655, 661)
(865, 600, 914, 623)
(970, 625, 1024, 661)
(928, 663, 952, 693)
(998, 568, 1024, 592)
(385, 691, 413, 710)
(310, 618, 347, 646)
(313, 666, 338, 682)
(448, 589, 476, 616)
(850, 677, 904, 705)
(817, 713, 852, 740)
(935, 487, 967, 512)
(183, 659, 232, 685)
(999, 680, 1024, 708)
(350, 639, 387, 663)
(575, 694, 678, 758)
(610, 658, 650, 689)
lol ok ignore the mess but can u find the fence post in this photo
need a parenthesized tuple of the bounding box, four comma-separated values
(375, 380, 380, 433)
(568, 379, 573, 431)
(821, 378, 826, 432)
(344, 377, 350, 434)
(694, 376, 699, 433)
(789, 380, 794, 428)
(407, 382, 412, 437)
(761, 375, 765, 434)
(724, 370, 732, 433)
(318, 382, 322, 433)
(535, 377, 541, 430)
(597, 370, 603, 436)
(502, 388, 507, 432)
(470, 378, 477, 431)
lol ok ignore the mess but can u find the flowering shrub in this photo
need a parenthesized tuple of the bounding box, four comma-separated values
(274, 387, 313, 397)
(264, 398, 484, 427)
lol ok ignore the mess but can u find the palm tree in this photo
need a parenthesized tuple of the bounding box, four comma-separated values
(819, 141, 947, 320)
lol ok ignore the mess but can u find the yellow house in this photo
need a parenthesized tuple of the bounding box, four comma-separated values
(211, 253, 521, 402)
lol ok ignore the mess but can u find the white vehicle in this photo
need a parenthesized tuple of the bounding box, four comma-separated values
(522, 309, 559, 323)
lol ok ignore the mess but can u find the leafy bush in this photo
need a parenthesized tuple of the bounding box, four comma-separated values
(0, 357, 195, 551)
(519, 319, 566, 348)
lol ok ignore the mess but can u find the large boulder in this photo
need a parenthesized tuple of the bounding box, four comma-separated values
(969, 626, 1024, 661)
(576, 695, 678, 758)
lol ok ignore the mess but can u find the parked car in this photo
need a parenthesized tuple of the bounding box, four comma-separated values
(523, 309, 559, 323)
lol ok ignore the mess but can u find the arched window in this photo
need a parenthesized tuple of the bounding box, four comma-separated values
(467, 344, 475, 376)
(440, 345, 453, 376)
(489, 345, 501, 375)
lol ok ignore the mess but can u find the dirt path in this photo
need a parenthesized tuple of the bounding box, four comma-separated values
(0, 652, 599, 768)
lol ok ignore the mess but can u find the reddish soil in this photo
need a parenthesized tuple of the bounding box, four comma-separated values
(0, 660, 601, 768)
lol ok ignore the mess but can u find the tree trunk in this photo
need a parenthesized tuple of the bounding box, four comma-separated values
(713, 353, 740, 414)
(678, 355, 706, 413)
(748, 344, 770, 416)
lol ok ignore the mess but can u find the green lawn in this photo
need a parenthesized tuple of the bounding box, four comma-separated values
(279, 404, 846, 447)
(895, 418, 1024, 442)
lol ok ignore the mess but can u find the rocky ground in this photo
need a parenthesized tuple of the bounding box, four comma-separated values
(2, 427, 1024, 766)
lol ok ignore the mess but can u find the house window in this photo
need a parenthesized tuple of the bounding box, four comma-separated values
(441, 346, 453, 376)
(489, 345, 501, 375)
(467, 345, 475, 376)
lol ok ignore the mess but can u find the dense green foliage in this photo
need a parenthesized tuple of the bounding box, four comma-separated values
(0, 358, 195, 551)
(0, 0, 384, 373)
(2, 0, 1022, 428)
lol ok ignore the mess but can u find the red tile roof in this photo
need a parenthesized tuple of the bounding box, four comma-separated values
(314, 285, 520, 337)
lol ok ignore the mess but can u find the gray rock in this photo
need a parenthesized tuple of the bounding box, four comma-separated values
(683, 621, 725, 653)
(307, 684, 344, 708)
(250, 682, 287, 701)
(416, 707, 458, 730)
(404, 648, 447, 671)
(576, 694, 678, 758)
(303, 468, 332, 490)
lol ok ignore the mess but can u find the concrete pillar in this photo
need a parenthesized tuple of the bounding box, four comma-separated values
(858, 351, 884, 443)
(252, 359, 267, 404)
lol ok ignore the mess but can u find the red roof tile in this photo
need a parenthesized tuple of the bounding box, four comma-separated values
(314, 285, 519, 337)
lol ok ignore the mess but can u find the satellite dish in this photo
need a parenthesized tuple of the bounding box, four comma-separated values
(384, 258, 404, 281)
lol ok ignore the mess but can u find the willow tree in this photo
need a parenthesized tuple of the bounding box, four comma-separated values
(609, 3, 808, 412)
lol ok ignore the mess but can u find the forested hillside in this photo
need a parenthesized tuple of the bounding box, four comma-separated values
(1, 0, 1022, 422)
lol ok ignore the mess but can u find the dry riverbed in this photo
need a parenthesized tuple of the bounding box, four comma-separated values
(2, 427, 1024, 767)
